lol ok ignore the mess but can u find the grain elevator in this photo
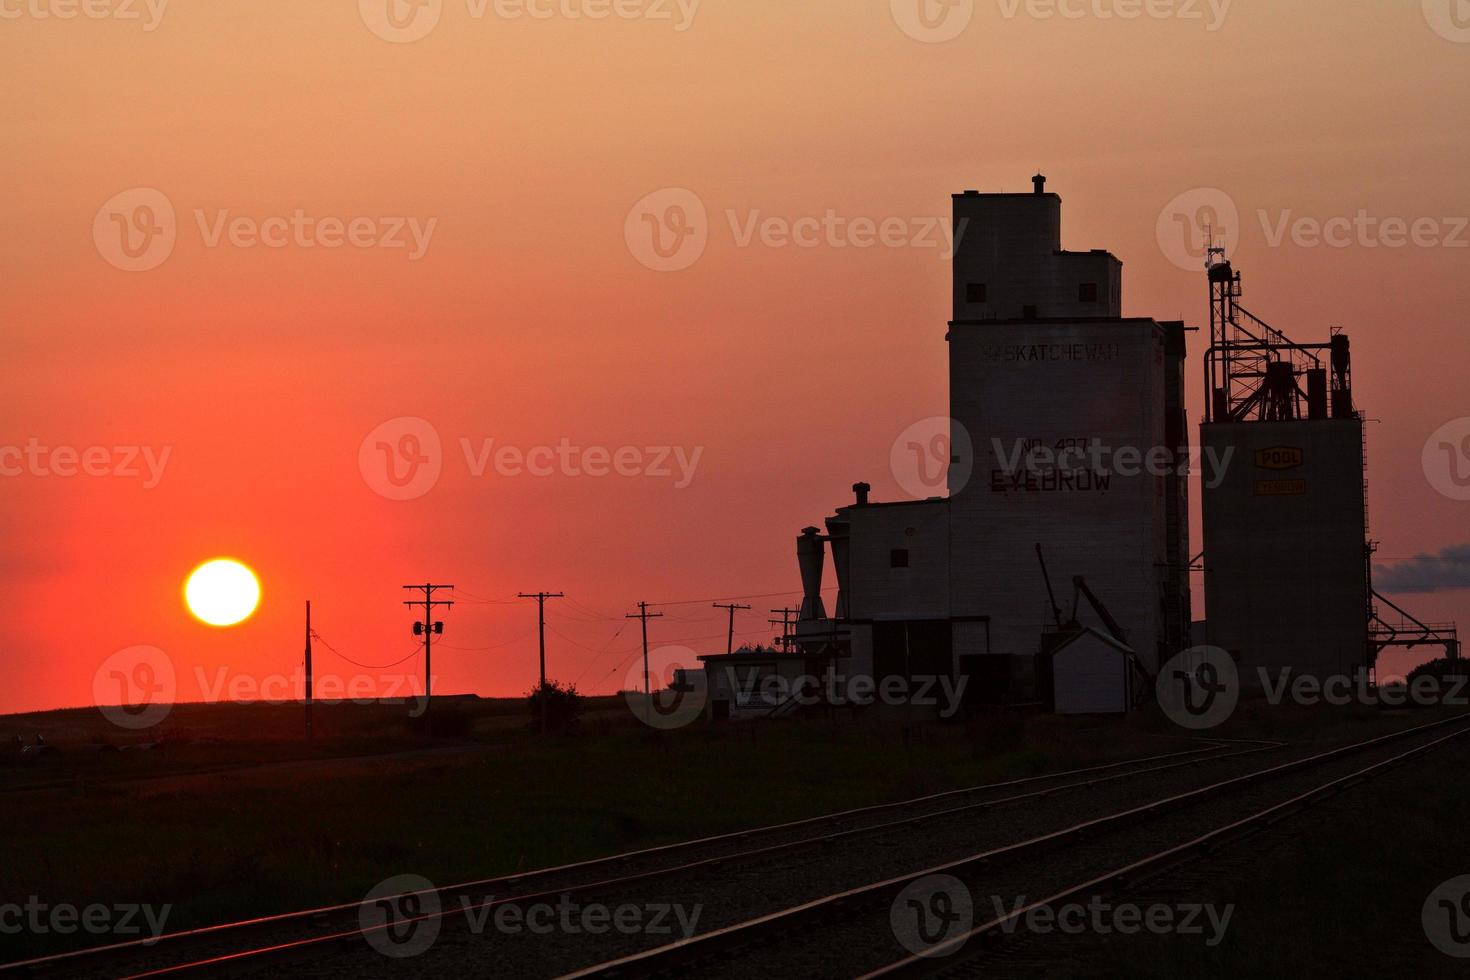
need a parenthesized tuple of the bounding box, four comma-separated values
(789, 176, 1191, 704)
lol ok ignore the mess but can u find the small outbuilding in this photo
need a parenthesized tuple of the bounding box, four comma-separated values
(1046, 627, 1141, 715)
(698, 649, 811, 721)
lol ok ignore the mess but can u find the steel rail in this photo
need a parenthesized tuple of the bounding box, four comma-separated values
(0, 740, 1241, 977)
(559, 713, 1470, 979)
(859, 717, 1470, 977)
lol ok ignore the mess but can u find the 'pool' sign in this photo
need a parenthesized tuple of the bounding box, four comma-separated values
(1255, 446, 1304, 470)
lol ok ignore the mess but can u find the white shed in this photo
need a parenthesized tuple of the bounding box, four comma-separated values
(1050, 628, 1137, 715)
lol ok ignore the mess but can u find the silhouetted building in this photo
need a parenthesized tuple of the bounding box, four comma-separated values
(791, 177, 1191, 704)
(1195, 250, 1458, 685)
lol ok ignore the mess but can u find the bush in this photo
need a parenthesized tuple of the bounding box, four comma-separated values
(527, 680, 583, 734)
(1403, 657, 1470, 703)
(1405, 657, 1469, 683)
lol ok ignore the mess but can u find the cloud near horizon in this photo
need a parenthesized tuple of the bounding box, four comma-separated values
(1374, 544, 1470, 595)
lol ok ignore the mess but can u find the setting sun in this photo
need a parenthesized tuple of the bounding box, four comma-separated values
(184, 559, 261, 627)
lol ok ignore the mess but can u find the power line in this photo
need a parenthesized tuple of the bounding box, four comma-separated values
(311, 631, 422, 670)
(648, 588, 829, 608)
(563, 597, 624, 621)
(434, 626, 537, 652)
(571, 623, 629, 687)
(447, 588, 523, 605)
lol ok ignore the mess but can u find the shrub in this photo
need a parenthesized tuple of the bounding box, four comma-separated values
(1403, 657, 1470, 703)
(527, 680, 583, 734)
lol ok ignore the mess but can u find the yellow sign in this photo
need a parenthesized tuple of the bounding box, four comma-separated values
(1255, 446, 1304, 470)
(1255, 479, 1307, 496)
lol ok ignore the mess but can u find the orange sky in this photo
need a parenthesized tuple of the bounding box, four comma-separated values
(3, 0, 1468, 713)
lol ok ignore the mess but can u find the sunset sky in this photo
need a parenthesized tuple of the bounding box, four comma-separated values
(3, 0, 1468, 714)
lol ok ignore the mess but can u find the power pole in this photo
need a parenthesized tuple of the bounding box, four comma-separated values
(304, 600, 313, 739)
(519, 591, 564, 733)
(713, 602, 752, 655)
(626, 601, 664, 720)
(403, 583, 454, 732)
(517, 590, 561, 690)
(769, 607, 798, 650)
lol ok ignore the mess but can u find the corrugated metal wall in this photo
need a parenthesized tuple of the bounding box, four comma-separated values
(1202, 418, 1369, 686)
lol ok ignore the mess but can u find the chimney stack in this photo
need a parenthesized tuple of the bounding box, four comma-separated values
(852, 482, 871, 506)
(1032, 173, 1047, 195)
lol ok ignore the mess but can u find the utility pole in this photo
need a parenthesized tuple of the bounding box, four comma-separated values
(519, 591, 564, 733)
(713, 602, 752, 655)
(769, 607, 799, 650)
(304, 600, 313, 739)
(518, 592, 565, 691)
(626, 602, 664, 720)
(403, 583, 454, 732)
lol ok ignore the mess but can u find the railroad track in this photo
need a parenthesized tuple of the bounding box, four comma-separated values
(864, 716, 1470, 979)
(562, 712, 1470, 979)
(0, 739, 1261, 978)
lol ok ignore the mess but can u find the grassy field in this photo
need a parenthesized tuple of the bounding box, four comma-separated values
(1, 695, 1461, 962)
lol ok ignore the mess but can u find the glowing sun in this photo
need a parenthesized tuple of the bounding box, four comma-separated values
(184, 558, 261, 627)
